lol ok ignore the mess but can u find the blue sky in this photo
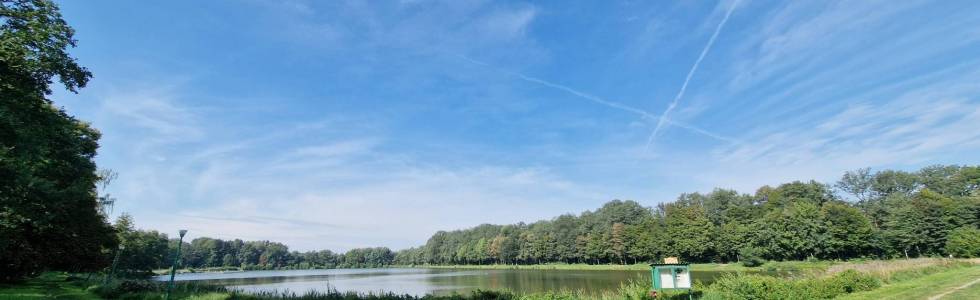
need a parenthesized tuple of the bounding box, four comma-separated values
(52, 0, 980, 251)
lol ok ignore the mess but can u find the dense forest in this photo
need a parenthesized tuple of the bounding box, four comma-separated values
(392, 165, 980, 266)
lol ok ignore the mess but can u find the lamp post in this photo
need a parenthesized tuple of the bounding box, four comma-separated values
(165, 229, 187, 300)
(104, 244, 125, 285)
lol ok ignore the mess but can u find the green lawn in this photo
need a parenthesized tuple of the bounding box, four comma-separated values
(0, 273, 100, 300)
(836, 265, 980, 300)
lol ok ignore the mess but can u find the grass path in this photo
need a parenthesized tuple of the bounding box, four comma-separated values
(837, 265, 980, 300)
(941, 278, 980, 299)
(928, 277, 980, 300)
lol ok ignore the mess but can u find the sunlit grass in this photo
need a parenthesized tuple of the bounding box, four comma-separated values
(836, 264, 980, 300)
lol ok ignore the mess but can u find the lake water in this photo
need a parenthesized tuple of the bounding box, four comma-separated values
(156, 268, 732, 296)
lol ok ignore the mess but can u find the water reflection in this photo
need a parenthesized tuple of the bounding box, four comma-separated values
(157, 268, 728, 296)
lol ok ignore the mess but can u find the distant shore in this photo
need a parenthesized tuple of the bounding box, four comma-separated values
(391, 260, 838, 273)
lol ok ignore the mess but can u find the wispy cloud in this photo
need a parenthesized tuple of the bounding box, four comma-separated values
(696, 73, 980, 192)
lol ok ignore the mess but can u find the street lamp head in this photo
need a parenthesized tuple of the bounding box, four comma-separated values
(178, 229, 188, 238)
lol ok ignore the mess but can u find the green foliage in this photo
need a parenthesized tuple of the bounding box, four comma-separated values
(702, 270, 880, 300)
(663, 198, 715, 262)
(819, 202, 873, 259)
(738, 247, 765, 267)
(113, 214, 170, 276)
(0, 0, 115, 281)
(944, 226, 980, 258)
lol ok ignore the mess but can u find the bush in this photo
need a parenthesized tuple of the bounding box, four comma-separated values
(701, 270, 879, 299)
(820, 270, 881, 296)
(945, 226, 980, 258)
(739, 247, 766, 267)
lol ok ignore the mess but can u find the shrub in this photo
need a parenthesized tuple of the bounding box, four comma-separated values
(945, 226, 980, 258)
(701, 270, 879, 299)
(739, 247, 766, 267)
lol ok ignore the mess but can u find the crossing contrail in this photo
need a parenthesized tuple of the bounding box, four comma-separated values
(644, 0, 741, 151)
(455, 54, 737, 144)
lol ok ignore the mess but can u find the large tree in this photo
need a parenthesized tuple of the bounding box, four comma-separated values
(1, 0, 116, 281)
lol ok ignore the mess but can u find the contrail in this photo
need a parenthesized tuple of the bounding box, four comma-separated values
(455, 54, 737, 144)
(644, 0, 740, 151)
(455, 54, 654, 119)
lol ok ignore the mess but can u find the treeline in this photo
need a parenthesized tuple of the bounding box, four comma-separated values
(113, 215, 394, 274)
(176, 239, 394, 270)
(393, 165, 980, 265)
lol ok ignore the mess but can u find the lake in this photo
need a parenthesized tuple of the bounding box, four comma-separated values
(156, 268, 732, 296)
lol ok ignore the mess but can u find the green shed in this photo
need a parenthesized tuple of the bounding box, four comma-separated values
(650, 262, 692, 298)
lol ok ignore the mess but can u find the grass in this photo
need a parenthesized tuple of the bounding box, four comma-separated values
(684, 258, 979, 300)
(0, 272, 101, 300)
(942, 278, 980, 299)
(836, 263, 980, 300)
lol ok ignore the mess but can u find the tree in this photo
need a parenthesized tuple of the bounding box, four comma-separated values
(608, 223, 627, 264)
(664, 201, 715, 262)
(715, 221, 750, 262)
(585, 232, 607, 264)
(624, 222, 656, 264)
(945, 227, 980, 258)
(753, 202, 823, 260)
(819, 202, 873, 259)
(838, 169, 920, 228)
(113, 214, 169, 274)
(837, 168, 875, 202)
(882, 190, 957, 257)
(766, 181, 836, 208)
(1, 0, 115, 281)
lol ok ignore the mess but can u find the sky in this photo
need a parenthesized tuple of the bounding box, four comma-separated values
(51, 0, 980, 251)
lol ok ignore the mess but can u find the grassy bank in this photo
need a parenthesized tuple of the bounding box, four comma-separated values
(836, 262, 980, 300)
(700, 258, 977, 300)
(0, 273, 100, 300)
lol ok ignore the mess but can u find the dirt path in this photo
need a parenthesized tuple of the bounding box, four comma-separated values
(927, 277, 980, 300)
